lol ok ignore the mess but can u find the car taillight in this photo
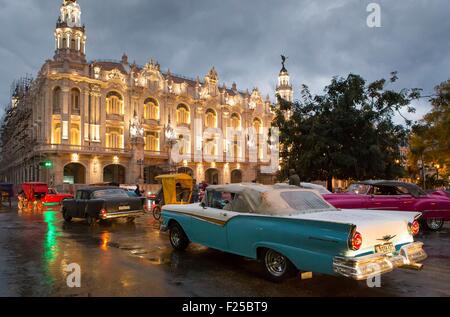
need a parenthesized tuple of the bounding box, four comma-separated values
(408, 220, 420, 236)
(100, 208, 107, 218)
(349, 229, 362, 251)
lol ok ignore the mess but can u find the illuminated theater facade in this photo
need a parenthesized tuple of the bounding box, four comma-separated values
(0, 0, 294, 186)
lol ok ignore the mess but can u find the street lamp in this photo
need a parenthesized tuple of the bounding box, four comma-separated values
(165, 114, 177, 173)
(434, 163, 440, 181)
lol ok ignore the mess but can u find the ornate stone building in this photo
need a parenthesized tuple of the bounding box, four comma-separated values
(0, 0, 291, 187)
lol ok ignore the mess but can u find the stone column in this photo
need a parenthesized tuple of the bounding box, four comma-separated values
(129, 136, 145, 184)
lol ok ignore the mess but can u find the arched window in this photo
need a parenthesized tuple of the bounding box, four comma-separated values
(106, 92, 123, 115)
(231, 113, 241, 130)
(71, 38, 76, 50)
(145, 132, 160, 151)
(176, 104, 190, 125)
(253, 117, 263, 134)
(253, 118, 263, 159)
(70, 123, 80, 146)
(143, 98, 159, 120)
(71, 88, 80, 114)
(205, 109, 217, 129)
(204, 140, 217, 156)
(53, 87, 61, 114)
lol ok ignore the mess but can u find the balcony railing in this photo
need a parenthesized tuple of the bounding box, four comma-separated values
(144, 150, 169, 159)
(34, 144, 131, 156)
(106, 113, 124, 121)
(143, 118, 160, 126)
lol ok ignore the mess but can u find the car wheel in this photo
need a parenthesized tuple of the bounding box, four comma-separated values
(86, 214, 97, 227)
(425, 218, 444, 231)
(261, 249, 295, 283)
(153, 206, 162, 220)
(169, 222, 190, 251)
(62, 209, 72, 222)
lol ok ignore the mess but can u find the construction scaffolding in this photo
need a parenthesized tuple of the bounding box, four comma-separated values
(0, 75, 35, 167)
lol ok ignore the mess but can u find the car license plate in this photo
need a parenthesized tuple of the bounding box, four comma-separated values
(375, 243, 395, 254)
(118, 205, 130, 211)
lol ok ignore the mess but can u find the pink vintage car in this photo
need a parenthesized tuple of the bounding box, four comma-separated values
(323, 180, 450, 231)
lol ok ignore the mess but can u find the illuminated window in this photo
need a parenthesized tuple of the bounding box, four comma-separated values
(106, 92, 123, 115)
(233, 143, 240, 159)
(176, 104, 190, 125)
(106, 127, 123, 149)
(144, 98, 159, 120)
(53, 87, 61, 114)
(145, 132, 160, 151)
(205, 109, 217, 129)
(71, 88, 80, 114)
(231, 113, 241, 130)
(70, 123, 80, 145)
(253, 117, 262, 133)
(253, 118, 263, 159)
(53, 121, 61, 144)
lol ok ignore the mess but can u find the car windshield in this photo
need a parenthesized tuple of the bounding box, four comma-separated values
(347, 183, 371, 195)
(278, 191, 336, 214)
(92, 189, 129, 199)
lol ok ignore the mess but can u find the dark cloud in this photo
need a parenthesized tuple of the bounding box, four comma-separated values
(1, 0, 449, 123)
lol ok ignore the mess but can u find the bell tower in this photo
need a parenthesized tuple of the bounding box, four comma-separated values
(54, 0, 87, 63)
(276, 56, 293, 102)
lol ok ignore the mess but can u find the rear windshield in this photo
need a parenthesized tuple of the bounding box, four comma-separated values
(279, 191, 336, 214)
(92, 189, 129, 199)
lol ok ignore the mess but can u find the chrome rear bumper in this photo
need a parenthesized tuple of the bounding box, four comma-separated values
(333, 242, 427, 280)
(100, 210, 145, 219)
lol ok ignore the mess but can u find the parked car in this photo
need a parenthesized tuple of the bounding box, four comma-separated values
(323, 180, 450, 231)
(17, 182, 49, 210)
(160, 184, 426, 282)
(430, 190, 450, 199)
(61, 187, 145, 226)
(41, 188, 73, 206)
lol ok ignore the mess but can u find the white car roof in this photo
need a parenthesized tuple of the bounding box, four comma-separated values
(206, 183, 333, 213)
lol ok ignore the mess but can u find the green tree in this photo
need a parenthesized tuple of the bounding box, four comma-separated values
(408, 79, 450, 188)
(272, 73, 420, 190)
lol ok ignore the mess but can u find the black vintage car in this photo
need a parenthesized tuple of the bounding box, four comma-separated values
(62, 187, 145, 226)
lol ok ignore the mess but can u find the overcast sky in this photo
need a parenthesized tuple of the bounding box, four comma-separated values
(0, 0, 449, 123)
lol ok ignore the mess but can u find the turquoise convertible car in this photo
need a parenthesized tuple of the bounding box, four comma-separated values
(160, 184, 427, 282)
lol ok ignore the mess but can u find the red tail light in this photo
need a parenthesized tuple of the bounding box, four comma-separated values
(100, 208, 107, 218)
(349, 229, 362, 251)
(408, 220, 420, 236)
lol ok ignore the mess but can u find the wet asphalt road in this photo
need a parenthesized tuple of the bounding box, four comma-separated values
(0, 202, 449, 297)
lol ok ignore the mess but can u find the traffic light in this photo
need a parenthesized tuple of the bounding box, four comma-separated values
(40, 160, 53, 169)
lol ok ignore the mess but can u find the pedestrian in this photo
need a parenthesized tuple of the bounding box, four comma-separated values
(288, 169, 300, 187)
(191, 179, 199, 203)
(134, 184, 142, 197)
